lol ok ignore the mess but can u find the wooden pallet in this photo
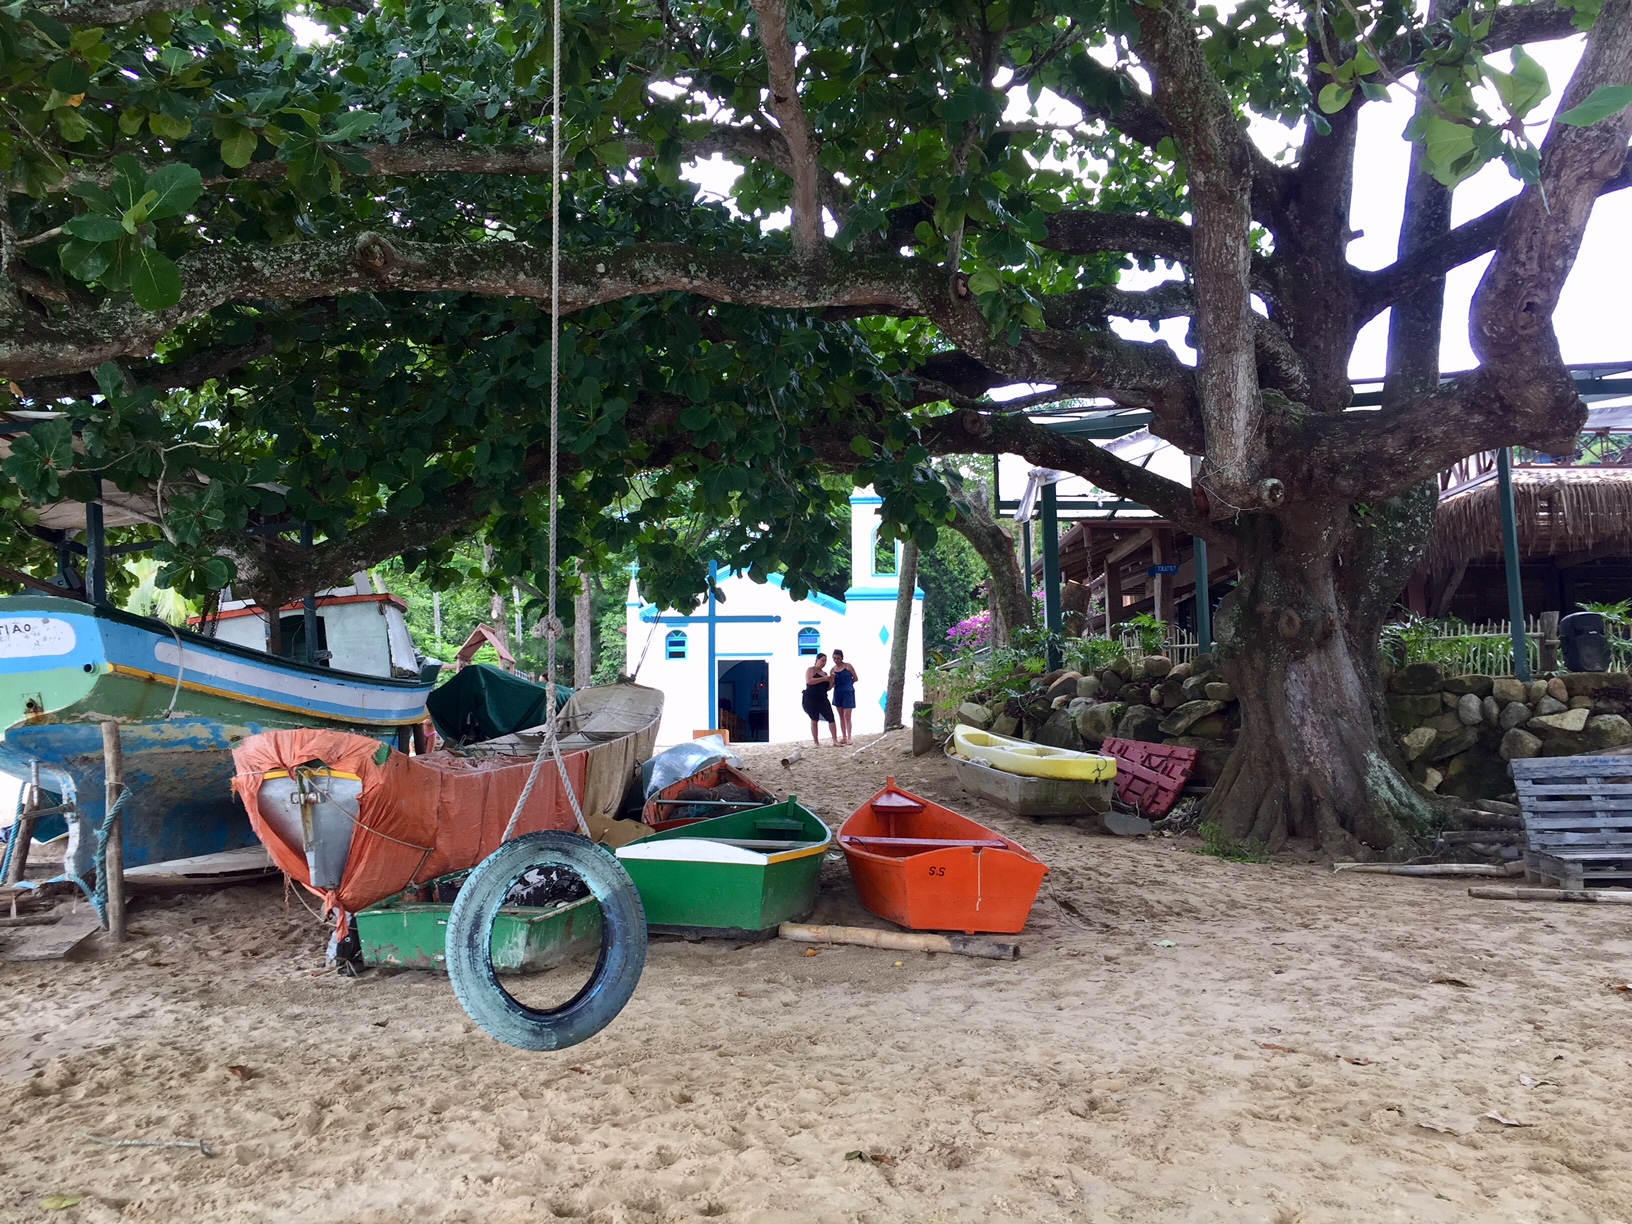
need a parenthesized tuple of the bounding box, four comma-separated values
(1510, 756, 1632, 890)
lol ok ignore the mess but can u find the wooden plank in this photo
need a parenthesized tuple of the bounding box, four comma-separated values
(1512, 757, 1632, 777)
(1519, 818, 1632, 829)
(1469, 886, 1632, 904)
(840, 836, 1009, 849)
(1528, 832, 1632, 847)
(3, 912, 100, 961)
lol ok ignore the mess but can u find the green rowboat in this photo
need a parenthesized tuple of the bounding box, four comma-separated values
(615, 798, 831, 938)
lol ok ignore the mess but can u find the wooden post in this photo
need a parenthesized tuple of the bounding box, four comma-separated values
(1040, 482, 1062, 671)
(1497, 447, 1531, 681)
(101, 720, 127, 942)
(1104, 554, 1123, 629)
(1194, 537, 1212, 655)
(1539, 610, 1561, 674)
(1152, 528, 1175, 626)
(3, 761, 41, 885)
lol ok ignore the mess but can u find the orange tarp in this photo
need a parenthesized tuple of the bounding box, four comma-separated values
(231, 729, 587, 915)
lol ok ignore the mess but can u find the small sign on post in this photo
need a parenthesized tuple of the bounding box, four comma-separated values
(1147, 564, 1179, 576)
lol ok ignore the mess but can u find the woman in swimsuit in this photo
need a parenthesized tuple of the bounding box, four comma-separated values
(830, 649, 858, 745)
(802, 653, 839, 746)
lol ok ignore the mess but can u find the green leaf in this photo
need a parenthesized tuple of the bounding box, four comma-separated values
(143, 164, 203, 220)
(58, 238, 114, 281)
(219, 123, 257, 169)
(1317, 83, 1353, 114)
(1421, 115, 1481, 187)
(1555, 84, 1632, 127)
(965, 268, 1002, 296)
(125, 247, 183, 311)
(1489, 48, 1550, 120)
(53, 108, 89, 143)
(679, 404, 712, 431)
(147, 110, 193, 140)
(67, 180, 118, 213)
(62, 213, 126, 242)
(46, 58, 89, 94)
(325, 110, 380, 141)
(849, 435, 875, 459)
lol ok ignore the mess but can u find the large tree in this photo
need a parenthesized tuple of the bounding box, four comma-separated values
(2, 0, 1630, 854)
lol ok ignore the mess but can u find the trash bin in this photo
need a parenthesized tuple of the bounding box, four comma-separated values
(1560, 611, 1611, 672)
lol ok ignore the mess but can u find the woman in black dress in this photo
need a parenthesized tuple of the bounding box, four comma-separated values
(802, 653, 839, 747)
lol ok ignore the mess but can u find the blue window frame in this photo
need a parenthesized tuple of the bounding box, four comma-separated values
(665, 629, 687, 660)
(797, 627, 820, 656)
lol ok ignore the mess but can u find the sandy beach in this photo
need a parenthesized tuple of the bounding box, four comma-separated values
(3, 737, 1630, 1223)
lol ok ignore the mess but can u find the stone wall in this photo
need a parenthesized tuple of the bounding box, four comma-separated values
(953, 656, 1632, 803)
(955, 653, 1240, 789)
(1383, 663, 1632, 800)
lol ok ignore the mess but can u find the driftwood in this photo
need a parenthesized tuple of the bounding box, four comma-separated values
(779, 749, 804, 769)
(778, 921, 1019, 961)
(1469, 886, 1632, 904)
(1436, 829, 1523, 845)
(1332, 861, 1524, 877)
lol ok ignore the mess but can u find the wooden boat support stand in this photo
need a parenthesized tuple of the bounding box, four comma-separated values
(101, 719, 127, 942)
(778, 922, 1020, 961)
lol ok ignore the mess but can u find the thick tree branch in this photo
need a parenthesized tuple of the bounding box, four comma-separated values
(1357, 146, 1632, 322)
(2, 234, 1203, 441)
(51, 0, 366, 22)
(750, 0, 824, 260)
(1136, 1, 1263, 505)
(1300, 0, 1632, 505)
(921, 409, 1225, 544)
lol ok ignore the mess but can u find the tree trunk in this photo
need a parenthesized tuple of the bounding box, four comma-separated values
(883, 541, 919, 729)
(574, 566, 593, 689)
(947, 488, 1030, 646)
(1202, 506, 1433, 859)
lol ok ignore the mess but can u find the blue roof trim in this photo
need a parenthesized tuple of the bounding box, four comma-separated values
(766, 572, 846, 615)
(849, 494, 884, 506)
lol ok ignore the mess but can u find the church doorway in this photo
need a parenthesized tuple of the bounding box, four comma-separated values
(716, 660, 769, 743)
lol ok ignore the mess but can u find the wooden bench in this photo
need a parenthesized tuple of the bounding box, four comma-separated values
(1510, 756, 1632, 890)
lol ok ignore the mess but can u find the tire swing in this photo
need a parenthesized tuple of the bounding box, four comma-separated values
(445, 831, 647, 1051)
(443, 0, 647, 1051)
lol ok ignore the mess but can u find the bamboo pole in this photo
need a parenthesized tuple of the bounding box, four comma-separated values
(101, 721, 127, 942)
(1469, 886, 1632, 904)
(779, 922, 1019, 961)
(2, 761, 40, 886)
(1332, 861, 1524, 877)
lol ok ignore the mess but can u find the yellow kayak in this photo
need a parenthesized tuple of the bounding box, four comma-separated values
(951, 725, 1118, 783)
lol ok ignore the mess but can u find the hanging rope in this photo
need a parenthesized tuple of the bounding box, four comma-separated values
(503, 0, 589, 844)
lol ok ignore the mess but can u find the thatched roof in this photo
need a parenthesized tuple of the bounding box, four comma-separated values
(1425, 467, 1632, 583)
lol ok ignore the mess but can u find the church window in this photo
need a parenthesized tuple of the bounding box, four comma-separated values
(797, 627, 820, 656)
(665, 629, 687, 660)
(872, 528, 898, 576)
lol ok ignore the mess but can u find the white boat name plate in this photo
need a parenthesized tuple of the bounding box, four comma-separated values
(0, 617, 77, 659)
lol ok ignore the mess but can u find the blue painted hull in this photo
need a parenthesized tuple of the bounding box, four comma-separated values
(1, 596, 433, 870)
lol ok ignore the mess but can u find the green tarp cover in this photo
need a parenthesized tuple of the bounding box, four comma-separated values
(426, 664, 573, 744)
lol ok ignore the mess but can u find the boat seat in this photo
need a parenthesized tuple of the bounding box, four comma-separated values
(871, 792, 924, 813)
(696, 837, 826, 852)
(841, 835, 1008, 850)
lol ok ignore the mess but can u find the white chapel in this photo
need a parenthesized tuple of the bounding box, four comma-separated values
(626, 489, 925, 745)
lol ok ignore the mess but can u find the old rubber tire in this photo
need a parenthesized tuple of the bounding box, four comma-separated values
(445, 831, 647, 1051)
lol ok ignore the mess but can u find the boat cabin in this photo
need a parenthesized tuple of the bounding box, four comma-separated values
(193, 574, 429, 680)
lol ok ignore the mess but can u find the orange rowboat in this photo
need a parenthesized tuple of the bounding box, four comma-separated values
(838, 779, 1048, 935)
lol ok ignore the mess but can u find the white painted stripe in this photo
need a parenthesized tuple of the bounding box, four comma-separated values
(152, 641, 426, 719)
(616, 838, 769, 866)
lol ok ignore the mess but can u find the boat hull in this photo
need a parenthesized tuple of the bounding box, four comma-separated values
(616, 799, 830, 937)
(840, 780, 1047, 935)
(1, 596, 431, 872)
(640, 760, 775, 827)
(951, 725, 1117, 782)
(946, 750, 1113, 818)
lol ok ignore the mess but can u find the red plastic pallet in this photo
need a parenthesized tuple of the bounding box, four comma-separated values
(1101, 737, 1198, 818)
